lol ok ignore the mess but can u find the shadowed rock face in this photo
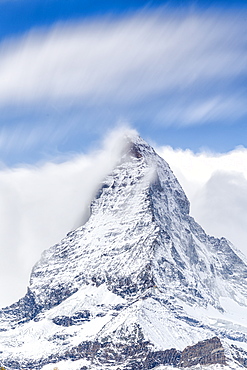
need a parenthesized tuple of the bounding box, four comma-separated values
(231, 344, 247, 367)
(66, 336, 226, 369)
(180, 337, 226, 367)
(8, 336, 224, 370)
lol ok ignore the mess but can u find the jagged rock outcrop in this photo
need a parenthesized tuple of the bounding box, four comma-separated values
(0, 134, 247, 369)
(180, 337, 226, 367)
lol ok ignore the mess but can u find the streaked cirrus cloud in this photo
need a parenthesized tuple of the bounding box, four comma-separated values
(0, 10, 246, 126)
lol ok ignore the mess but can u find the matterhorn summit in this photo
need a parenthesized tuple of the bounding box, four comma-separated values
(1, 134, 247, 370)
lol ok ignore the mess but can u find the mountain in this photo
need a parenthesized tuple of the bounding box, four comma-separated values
(1, 134, 247, 370)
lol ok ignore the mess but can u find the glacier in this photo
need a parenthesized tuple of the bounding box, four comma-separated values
(0, 134, 247, 369)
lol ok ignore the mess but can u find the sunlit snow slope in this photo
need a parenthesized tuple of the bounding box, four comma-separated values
(0, 134, 247, 369)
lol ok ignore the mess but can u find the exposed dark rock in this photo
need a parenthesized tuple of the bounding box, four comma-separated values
(129, 143, 143, 159)
(179, 337, 226, 367)
(144, 348, 181, 369)
(52, 310, 91, 326)
(0, 288, 41, 328)
(63, 340, 180, 369)
(25, 337, 225, 370)
(231, 344, 247, 367)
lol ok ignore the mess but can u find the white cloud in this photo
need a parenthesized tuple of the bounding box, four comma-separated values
(157, 145, 247, 257)
(0, 11, 246, 125)
(0, 126, 135, 307)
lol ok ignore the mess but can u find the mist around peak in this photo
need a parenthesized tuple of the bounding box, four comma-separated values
(0, 126, 134, 307)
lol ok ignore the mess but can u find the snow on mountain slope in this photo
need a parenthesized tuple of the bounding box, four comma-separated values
(0, 134, 247, 369)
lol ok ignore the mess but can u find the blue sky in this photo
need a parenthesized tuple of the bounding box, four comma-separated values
(0, 0, 247, 166)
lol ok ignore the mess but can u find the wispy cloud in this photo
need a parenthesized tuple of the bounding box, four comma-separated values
(0, 10, 246, 126)
(0, 123, 67, 154)
(169, 96, 247, 126)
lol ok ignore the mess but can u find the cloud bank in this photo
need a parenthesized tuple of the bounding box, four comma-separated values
(0, 10, 246, 126)
(0, 127, 134, 307)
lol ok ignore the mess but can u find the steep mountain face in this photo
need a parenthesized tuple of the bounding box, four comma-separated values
(1, 135, 247, 370)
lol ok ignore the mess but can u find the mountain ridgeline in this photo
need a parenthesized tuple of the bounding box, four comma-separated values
(0, 135, 247, 370)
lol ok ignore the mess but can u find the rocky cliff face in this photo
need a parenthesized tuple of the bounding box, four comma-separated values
(180, 337, 226, 367)
(0, 134, 247, 369)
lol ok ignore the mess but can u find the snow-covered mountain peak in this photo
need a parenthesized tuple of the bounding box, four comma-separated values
(1, 135, 247, 369)
(16, 136, 247, 315)
(95, 133, 190, 216)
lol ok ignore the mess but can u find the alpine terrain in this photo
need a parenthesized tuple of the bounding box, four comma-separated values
(1, 134, 247, 370)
